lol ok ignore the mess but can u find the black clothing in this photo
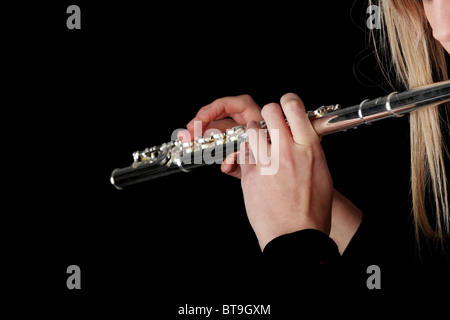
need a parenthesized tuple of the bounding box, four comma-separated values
(261, 229, 343, 311)
(260, 216, 450, 315)
(263, 229, 341, 266)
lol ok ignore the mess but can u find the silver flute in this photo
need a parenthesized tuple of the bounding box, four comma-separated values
(111, 80, 450, 189)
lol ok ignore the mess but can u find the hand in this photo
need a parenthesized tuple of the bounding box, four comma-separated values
(178, 94, 263, 178)
(181, 93, 362, 252)
(239, 93, 334, 251)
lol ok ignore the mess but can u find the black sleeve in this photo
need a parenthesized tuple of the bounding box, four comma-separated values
(261, 229, 342, 296)
(262, 229, 341, 266)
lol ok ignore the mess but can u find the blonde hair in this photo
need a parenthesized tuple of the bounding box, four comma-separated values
(371, 0, 449, 240)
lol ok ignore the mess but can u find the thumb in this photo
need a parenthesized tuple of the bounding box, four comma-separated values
(221, 152, 241, 179)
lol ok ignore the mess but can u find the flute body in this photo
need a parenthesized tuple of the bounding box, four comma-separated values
(111, 80, 450, 189)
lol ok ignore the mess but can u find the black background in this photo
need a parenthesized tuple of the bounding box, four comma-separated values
(6, 0, 450, 317)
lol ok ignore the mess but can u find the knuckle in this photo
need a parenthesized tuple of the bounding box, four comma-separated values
(211, 97, 225, 108)
(280, 151, 297, 171)
(196, 106, 210, 117)
(278, 146, 294, 162)
(203, 97, 226, 115)
(239, 94, 254, 102)
(278, 143, 324, 170)
(303, 145, 316, 159)
(299, 141, 323, 160)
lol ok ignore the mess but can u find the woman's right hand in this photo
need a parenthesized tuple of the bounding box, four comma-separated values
(180, 94, 363, 253)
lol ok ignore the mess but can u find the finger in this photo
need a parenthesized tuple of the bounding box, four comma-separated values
(186, 104, 212, 133)
(280, 93, 319, 145)
(238, 141, 253, 176)
(246, 120, 271, 166)
(260, 103, 293, 149)
(221, 152, 241, 179)
(205, 118, 238, 133)
(187, 95, 262, 133)
(198, 95, 262, 123)
(177, 129, 192, 142)
(185, 119, 238, 143)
